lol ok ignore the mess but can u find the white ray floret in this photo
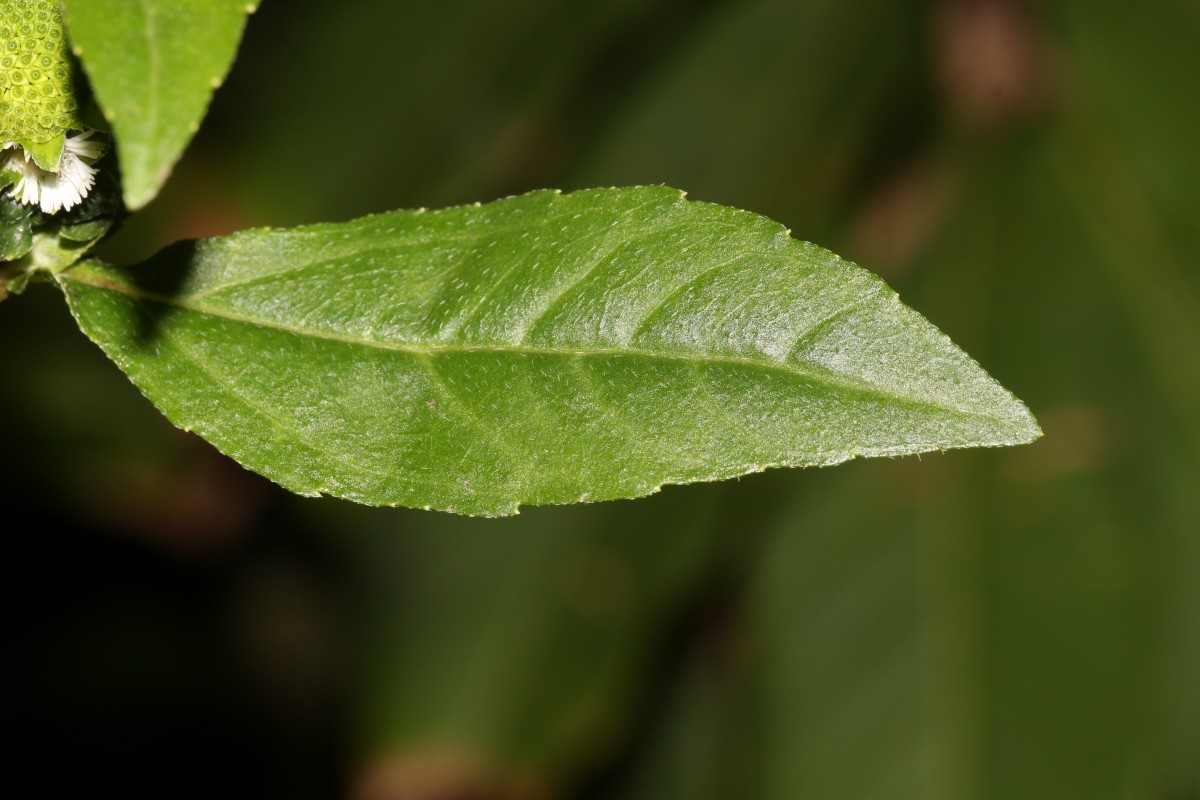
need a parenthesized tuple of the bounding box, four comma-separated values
(3, 131, 104, 215)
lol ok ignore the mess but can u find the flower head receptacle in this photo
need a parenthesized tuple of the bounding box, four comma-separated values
(0, 0, 105, 214)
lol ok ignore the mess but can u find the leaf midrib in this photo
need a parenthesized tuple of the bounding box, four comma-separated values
(60, 264, 1009, 427)
(137, 0, 161, 153)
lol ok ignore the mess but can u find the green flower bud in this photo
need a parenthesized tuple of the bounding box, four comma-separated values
(1, 0, 103, 214)
(0, 0, 80, 167)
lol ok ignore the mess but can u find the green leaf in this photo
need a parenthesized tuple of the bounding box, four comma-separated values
(56, 186, 1039, 516)
(1, 196, 36, 263)
(60, 0, 258, 210)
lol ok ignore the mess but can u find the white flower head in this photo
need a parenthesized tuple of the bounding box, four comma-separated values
(3, 131, 105, 215)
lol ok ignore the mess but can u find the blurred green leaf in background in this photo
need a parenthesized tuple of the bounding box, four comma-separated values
(5, 1, 1197, 799)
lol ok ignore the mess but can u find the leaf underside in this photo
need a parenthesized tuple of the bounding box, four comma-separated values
(61, 0, 257, 210)
(57, 186, 1039, 516)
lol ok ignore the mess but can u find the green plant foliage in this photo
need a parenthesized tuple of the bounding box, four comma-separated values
(0, 195, 35, 263)
(344, 489, 728, 777)
(57, 186, 1038, 516)
(0, 172, 118, 293)
(59, 0, 257, 210)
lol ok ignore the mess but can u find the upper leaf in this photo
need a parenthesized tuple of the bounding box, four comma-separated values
(57, 186, 1040, 516)
(60, 0, 257, 210)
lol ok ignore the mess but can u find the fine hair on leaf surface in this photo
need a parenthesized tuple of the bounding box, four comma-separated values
(57, 186, 1040, 516)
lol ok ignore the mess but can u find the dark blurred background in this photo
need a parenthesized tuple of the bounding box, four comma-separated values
(4, 0, 1198, 797)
